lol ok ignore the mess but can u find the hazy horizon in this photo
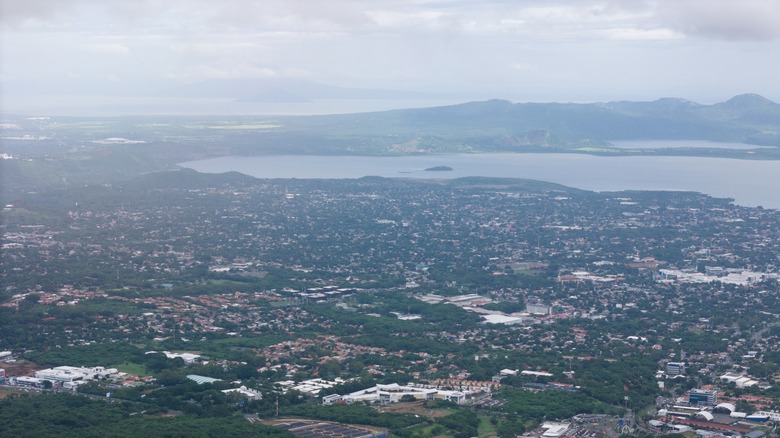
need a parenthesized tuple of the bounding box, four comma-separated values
(2, 0, 780, 116)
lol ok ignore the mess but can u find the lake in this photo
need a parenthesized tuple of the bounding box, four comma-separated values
(180, 153, 780, 209)
(1, 95, 468, 117)
(609, 140, 772, 150)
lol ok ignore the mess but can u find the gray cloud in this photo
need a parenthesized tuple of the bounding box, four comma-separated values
(0, 0, 78, 27)
(0, 0, 372, 32)
(657, 0, 780, 40)
(2, 0, 779, 104)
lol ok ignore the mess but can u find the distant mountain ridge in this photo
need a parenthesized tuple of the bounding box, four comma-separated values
(274, 93, 780, 149)
(2, 94, 779, 202)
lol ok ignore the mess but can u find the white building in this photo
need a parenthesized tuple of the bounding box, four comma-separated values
(753, 411, 780, 422)
(338, 383, 466, 405)
(521, 370, 553, 378)
(322, 394, 344, 405)
(482, 314, 525, 325)
(35, 366, 118, 383)
(13, 376, 46, 387)
(720, 372, 758, 388)
(275, 378, 346, 396)
(63, 380, 90, 391)
(146, 351, 202, 364)
(222, 386, 262, 400)
(541, 422, 570, 437)
(527, 303, 553, 315)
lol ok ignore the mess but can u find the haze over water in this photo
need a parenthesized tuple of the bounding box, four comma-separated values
(181, 152, 780, 210)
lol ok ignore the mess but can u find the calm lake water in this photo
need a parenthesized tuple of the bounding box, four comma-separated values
(180, 153, 780, 209)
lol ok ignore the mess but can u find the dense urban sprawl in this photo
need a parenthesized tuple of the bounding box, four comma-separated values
(2, 174, 780, 437)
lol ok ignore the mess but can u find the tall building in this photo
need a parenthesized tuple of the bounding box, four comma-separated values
(526, 303, 552, 315)
(666, 362, 685, 376)
(690, 389, 717, 406)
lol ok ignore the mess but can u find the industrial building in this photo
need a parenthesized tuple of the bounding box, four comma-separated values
(186, 374, 222, 385)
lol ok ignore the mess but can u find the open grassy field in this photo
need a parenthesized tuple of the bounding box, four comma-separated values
(377, 400, 453, 419)
(477, 415, 498, 437)
(111, 362, 148, 376)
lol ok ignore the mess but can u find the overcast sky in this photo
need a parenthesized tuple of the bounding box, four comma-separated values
(2, 0, 780, 108)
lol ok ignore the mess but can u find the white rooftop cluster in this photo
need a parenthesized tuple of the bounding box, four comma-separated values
(222, 385, 262, 400)
(658, 269, 776, 285)
(35, 366, 118, 383)
(323, 383, 467, 405)
(275, 378, 346, 395)
(720, 372, 759, 388)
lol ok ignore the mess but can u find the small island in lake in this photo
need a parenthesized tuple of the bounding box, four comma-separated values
(424, 165, 453, 171)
